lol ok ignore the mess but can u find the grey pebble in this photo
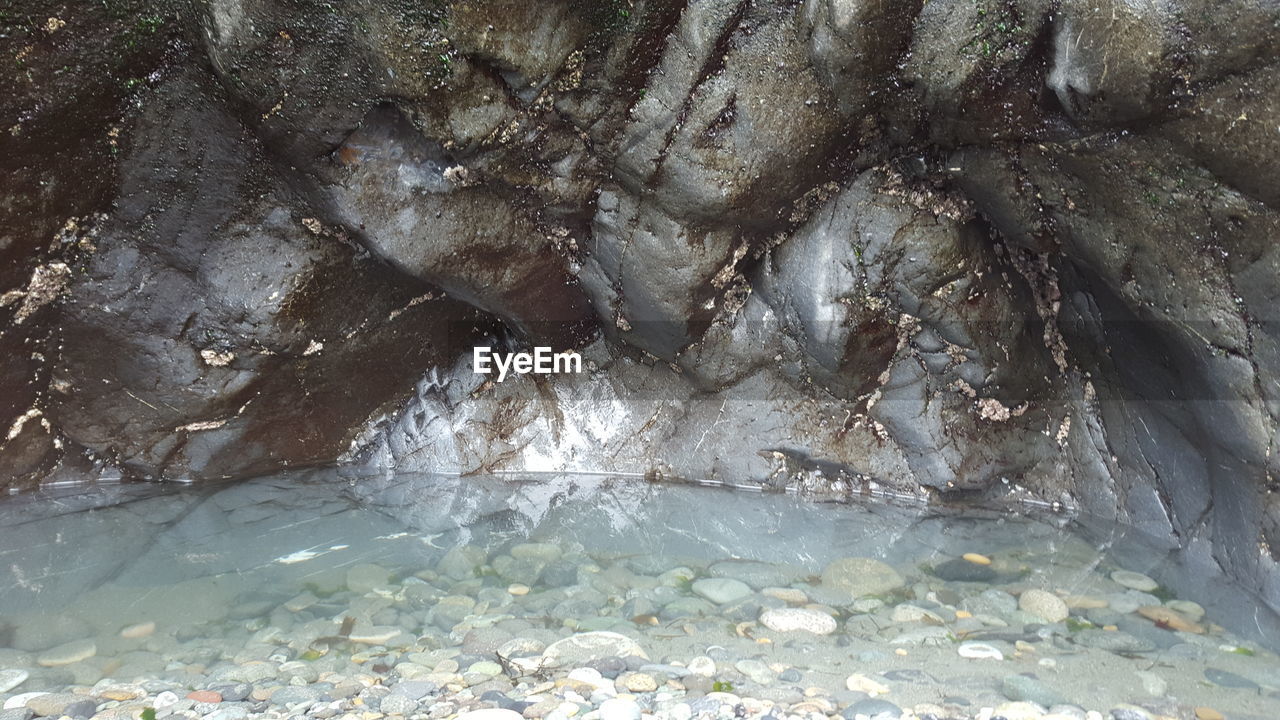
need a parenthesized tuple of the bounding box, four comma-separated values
(390, 681, 438, 700)
(204, 706, 250, 720)
(586, 657, 627, 678)
(842, 699, 902, 720)
(1001, 674, 1066, 708)
(207, 683, 252, 702)
(271, 686, 320, 706)
(379, 694, 418, 715)
(1204, 667, 1260, 689)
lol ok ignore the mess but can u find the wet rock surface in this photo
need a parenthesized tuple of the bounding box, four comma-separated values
(1, 0, 1279, 633)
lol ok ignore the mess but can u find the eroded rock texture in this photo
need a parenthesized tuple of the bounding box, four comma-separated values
(1, 1, 1278, 610)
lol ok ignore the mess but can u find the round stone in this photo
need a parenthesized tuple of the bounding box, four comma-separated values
(691, 578, 752, 605)
(957, 642, 1004, 660)
(599, 698, 641, 720)
(843, 698, 902, 719)
(890, 604, 944, 624)
(1110, 570, 1158, 592)
(687, 656, 716, 677)
(1019, 589, 1069, 623)
(542, 632, 648, 666)
(844, 674, 889, 695)
(1136, 606, 1203, 634)
(346, 563, 392, 593)
(380, 694, 418, 715)
(759, 608, 837, 635)
(510, 543, 562, 563)
(618, 672, 657, 692)
(762, 587, 807, 604)
(4, 693, 47, 711)
(1166, 600, 1205, 622)
(118, 622, 155, 639)
(36, 640, 96, 667)
(348, 626, 409, 645)
(468, 661, 503, 677)
(991, 702, 1046, 720)
(0, 669, 28, 694)
(821, 557, 904, 598)
(734, 659, 775, 685)
(456, 710, 525, 720)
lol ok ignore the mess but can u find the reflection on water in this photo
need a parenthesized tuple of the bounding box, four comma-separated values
(1, 470, 1278, 720)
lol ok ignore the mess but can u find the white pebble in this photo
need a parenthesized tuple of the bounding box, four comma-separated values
(958, 642, 1004, 660)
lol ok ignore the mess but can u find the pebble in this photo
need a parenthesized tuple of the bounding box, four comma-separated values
(543, 633, 648, 666)
(957, 643, 1004, 660)
(963, 552, 993, 565)
(821, 557, 904, 598)
(1203, 667, 1259, 689)
(1002, 674, 1065, 707)
(25, 693, 96, 718)
(691, 578, 752, 605)
(186, 690, 221, 703)
(598, 698, 641, 720)
(1073, 629, 1154, 653)
(687, 656, 716, 677)
(1110, 570, 1158, 592)
(1135, 605, 1203, 634)
(510, 543, 562, 563)
(1166, 600, 1205, 622)
(758, 608, 836, 635)
(762, 587, 807, 604)
(508, 584, 531, 596)
(844, 675, 888, 696)
(617, 672, 657, 692)
(35, 640, 96, 667)
(1133, 671, 1167, 697)
(380, 694, 418, 715)
(118, 622, 156, 639)
(347, 563, 393, 593)
(1108, 704, 1157, 720)
(992, 702, 1047, 720)
(890, 604, 944, 624)
(0, 670, 28, 694)
(735, 659, 775, 685)
(1019, 589, 1069, 623)
(3, 695, 46, 712)
(931, 558, 998, 583)
(842, 699, 901, 719)
(204, 707, 248, 720)
(1194, 708, 1225, 720)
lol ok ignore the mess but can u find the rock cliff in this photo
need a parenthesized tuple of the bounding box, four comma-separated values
(1, 0, 1277, 609)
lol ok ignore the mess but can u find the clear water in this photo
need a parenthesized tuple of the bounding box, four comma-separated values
(1, 471, 1278, 720)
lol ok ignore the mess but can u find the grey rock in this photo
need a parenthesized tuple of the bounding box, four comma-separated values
(841, 699, 902, 720)
(1001, 674, 1066, 708)
(379, 694, 418, 716)
(1203, 668, 1260, 690)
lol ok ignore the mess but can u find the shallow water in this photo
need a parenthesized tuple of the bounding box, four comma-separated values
(1, 471, 1278, 720)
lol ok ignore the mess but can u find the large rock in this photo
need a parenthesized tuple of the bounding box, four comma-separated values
(43, 75, 479, 481)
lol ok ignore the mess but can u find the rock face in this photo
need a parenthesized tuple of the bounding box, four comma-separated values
(1, 0, 1278, 621)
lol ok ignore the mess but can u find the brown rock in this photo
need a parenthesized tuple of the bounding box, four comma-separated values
(1137, 606, 1204, 634)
